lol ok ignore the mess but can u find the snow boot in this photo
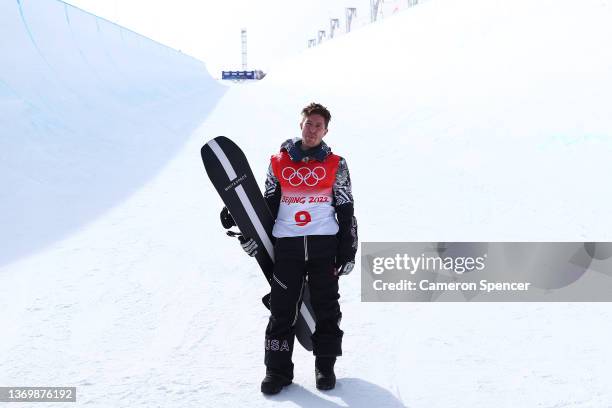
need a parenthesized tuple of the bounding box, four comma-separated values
(315, 356, 336, 391)
(260, 372, 292, 395)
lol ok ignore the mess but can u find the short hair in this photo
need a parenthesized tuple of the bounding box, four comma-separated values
(301, 102, 331, 128)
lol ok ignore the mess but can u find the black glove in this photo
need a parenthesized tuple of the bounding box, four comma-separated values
(238, 235, 258, 257)
(220, 207, 236, 229)
(226, 230, 258, 257)
(334, 258, 354, 276)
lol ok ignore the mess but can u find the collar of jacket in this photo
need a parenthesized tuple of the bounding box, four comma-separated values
(280, 138, 332, 162)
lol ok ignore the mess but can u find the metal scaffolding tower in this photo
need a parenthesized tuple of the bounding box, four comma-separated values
(317, 30, 326, 44)
(330, 18, 340, 38)
(370, 0, 383, 22)
(241, 28, 247, 70)
(346, 8, 357, 33)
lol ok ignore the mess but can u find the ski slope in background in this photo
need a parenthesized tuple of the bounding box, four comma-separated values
(0, 0, 225, 266)
(2, 0, 612, 407)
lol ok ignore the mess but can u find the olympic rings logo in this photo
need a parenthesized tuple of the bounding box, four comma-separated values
(281, 166, 326, 187)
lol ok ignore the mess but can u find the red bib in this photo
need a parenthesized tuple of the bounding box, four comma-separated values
(270, 151, 340, 237)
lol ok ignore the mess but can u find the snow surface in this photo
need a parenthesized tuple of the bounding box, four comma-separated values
(0, 0, 226, 267)
(2, 0, 612, 407)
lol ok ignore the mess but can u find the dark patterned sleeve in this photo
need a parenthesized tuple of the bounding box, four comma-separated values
(334, 158, 358, 264)
(333, 158, 354, 206)
(264, 163, 281, 218)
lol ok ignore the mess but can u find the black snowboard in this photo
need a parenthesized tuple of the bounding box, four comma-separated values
(201, 136, 315, 351)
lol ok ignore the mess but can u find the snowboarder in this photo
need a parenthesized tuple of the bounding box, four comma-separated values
(220, 102, 358, 394)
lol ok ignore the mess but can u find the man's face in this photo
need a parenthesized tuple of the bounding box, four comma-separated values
(300, 114, 328, 149)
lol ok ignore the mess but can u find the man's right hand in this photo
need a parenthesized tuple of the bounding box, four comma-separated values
(220, 206, 236, 229)
(226, 230, 259, 257)
(238, 235, 258, 257)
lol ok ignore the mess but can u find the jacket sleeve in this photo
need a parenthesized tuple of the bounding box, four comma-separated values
(264, 163, 281, 219)
(333, 157, 358, 264)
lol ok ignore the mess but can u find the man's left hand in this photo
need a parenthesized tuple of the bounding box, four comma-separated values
(334, 260, 354, 276)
